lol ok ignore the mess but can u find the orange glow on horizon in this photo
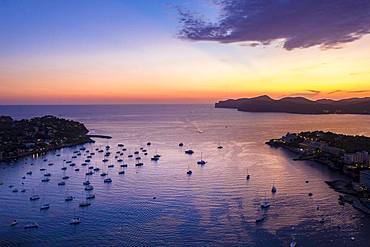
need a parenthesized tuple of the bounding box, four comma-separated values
(1, 35, 370, 104)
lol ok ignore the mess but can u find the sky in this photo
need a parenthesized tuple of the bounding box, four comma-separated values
(0, 0, 370, 104)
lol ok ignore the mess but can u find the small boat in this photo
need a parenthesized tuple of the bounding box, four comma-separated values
(41, 178, 50, 182)
(40, 204, 50, 210)
(197, 153, 206, 165)
(185, 150, 194, 155)
(246, 169, 250, 180)
(85, 185, 94, 191)
(271, 184, 277, 193)
(58, 181, 66, 186)
(24, 222, 39, 229)
(187, 164, 192, 175)
(12, 188, 18, 192)
(86, 194, 95, 200)
(79, 201, 91, 207)
(104, 178, 112, 183)
(260, 198, 270, 209)
(197, 160, 206, 165)
(151, 156, 159, 161)
(83, 180, 90, 185)
(65, 196, 73, 201)
(10, 220, 18, 226)
(21, 189, 26, 192)
(217, 142, 223, 149)
(70, 217, 81, 225)
(118, 170, 125, 175)
(255, 215, 266, 223)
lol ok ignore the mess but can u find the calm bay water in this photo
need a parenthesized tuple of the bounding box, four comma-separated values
(1, 105, 370, 247)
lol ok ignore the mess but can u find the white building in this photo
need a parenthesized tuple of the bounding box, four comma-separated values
(344, 151, 369, 164)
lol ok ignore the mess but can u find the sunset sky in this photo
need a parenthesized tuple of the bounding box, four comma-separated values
(1, 0, 370, 104)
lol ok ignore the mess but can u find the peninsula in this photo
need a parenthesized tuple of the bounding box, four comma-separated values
(215, 95, 370, 114)
(0, 115, 94, 162)
(267, 131, 370, 214)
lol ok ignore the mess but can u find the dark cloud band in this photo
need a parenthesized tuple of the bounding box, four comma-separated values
(178, 0, 370, 50)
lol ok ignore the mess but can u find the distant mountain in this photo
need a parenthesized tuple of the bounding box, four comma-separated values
(215, 96, 370, 114)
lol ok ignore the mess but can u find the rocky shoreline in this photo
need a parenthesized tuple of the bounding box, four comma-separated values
(0, 115, 94, 162)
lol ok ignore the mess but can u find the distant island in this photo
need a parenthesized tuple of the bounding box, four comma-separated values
(0, 115, 94, 162)
(267, 131, 370, 214)
(215, 95, 370, 114)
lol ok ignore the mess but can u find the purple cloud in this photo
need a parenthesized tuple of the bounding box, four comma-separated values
(178, 0, 370, 50)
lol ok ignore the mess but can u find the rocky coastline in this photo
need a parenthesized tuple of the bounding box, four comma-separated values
(0, 115, 94, 162)
(267, 131, 370, 214)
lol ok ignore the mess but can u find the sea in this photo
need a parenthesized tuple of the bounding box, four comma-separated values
(0, 104, 370, 247)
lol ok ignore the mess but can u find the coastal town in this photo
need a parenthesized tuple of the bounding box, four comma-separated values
(0, 115, 93, 162)
(267, 131, 370, 214)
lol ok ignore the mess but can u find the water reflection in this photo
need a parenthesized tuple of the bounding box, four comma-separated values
(0, 105, 370, 246)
